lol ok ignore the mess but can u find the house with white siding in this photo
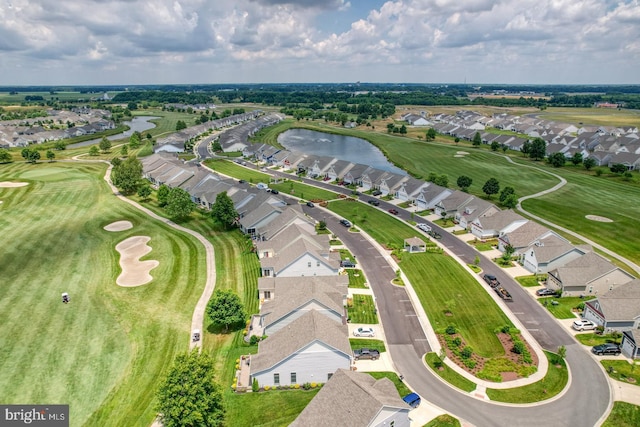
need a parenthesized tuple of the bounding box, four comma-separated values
(249, 311, 352, 388)
(434, 190, 475, 219)
(470, 210, 527, 239)
(456, 197, 499, 229)
(520, 235, 590, 274)
(583, 280, 640, 334)
(414, 184, 451, 211)
(290, 369, 412, 427)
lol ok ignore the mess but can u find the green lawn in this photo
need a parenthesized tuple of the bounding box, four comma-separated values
(601, 360, 640, 386)
(225, 388, 319, 427)
(602, 402, 640, 427)
(349, 339, 386, 352)
(269, 179, 339, 201)
(424, 414, 462, 427)
(203, 159, 270, 183)
(347, 269, 367, 288)
(486, 351, 568, 403)
(403, 253, 511, 357)
(367, 372, 412, 397)
(574, 332, 622, 347)
(348, 294, 379, 324)
(515, 275, 546, 287)
(425, 353, 476, 393)
(0, 161, 205, 427)
(537, 296, 593, 319)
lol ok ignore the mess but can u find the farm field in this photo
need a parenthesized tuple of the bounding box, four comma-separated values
(534, 107, 640, 127)
(0, 161, 206, 427)
(401, 252, 512, 358)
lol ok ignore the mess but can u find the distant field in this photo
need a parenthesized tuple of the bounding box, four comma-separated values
(534, 107, 640, 127)
(0, 161, 205, 427)
(0, 91, 121, 104)
(133, 109, 199, 138)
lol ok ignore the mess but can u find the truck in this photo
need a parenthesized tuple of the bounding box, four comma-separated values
(494, 286, 513, 301)
(353, 348, 380, 360)
(483, 274, 500, 288)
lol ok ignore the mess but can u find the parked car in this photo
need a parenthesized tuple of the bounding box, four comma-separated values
(592, 343, 621, 355)
(340, 219, 352, 227)
(536, 288, 556, 296)
(368, 199, 380, 206)
(238, 179, 246, 184)
(372, 190, 382, 196)
(353, 348, 380, 360)
(572, 319, 597, 331)
(416, 223, 431, 232)
(402, 392, 421, 408)
(427, 230, 442, 239)
(340, 259, 355, 268)
(483, 274, 500, 287)
(306, 201, 314, 207)
(353, 327, 375, 337)
(388, 208, 399, 215)
(494, 286, 513, 301)
(270, 189, 279, 194)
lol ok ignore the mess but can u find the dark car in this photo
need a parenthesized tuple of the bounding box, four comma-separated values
(368, 199, 380, 206)
(536, 288, 556, 296)
(388, 208, 399, 215)
(402, 392, 421, 408)
(592, 343, 621, 356)
(353, 348, 380, 360)
(238, 179, 246, 184)
(372, 190, 382, 196)
(339, 219, 352, 227)
(270, 189, 279, 194)
(483, 274, 500, 287)
(340, 259, 355, 268)
(306, 201, 314, 207)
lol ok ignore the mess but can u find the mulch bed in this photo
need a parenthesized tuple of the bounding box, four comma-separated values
(438, 332, 538, 382)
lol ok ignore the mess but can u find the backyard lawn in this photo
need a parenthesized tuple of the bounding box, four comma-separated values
(269, 179, 339, 201)
(348, 294, 379, 324)
(203, 158, 270, 183)
(347, 269, 367, 288)
(600, 360, 640, 385)
(537, 296, 593, 319)
(349, 339, 386, 352)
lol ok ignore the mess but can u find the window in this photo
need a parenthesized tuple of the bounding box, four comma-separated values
(316, 261, 320, 267)
(390, 422, 395, 427)
(274, 373, 280, 385)
(291, 372, 297, 384)
(264, 269, 271, 277)
(589, 286, 593, 293)
(264, 291, 271, 299)
(308, 262, 312, 268)
(327, 373, 333, 381)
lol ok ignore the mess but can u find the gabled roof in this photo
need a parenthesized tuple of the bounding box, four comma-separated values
(586, 279, 640, 321)
(257, 275, 349, 293)
(290, 369, 410, 427)
(255, 206, 314, 240)
(437, 190, 475, 212)
(501, 221, 550, 249)
(473, 209, 526, 232)
(259, 234, 339, 275)
(250, 311, 351, 374)
(550, 252, 635, 287)
(239, 202, 283, 230)
(524, 234, 584, 264)
(256, 223, 328, 254)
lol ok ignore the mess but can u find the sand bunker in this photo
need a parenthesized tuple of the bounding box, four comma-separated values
(115, 236, 159, 287)
(456, 151, 470, 155)
(454, 155, 465, 158)
(104, 221, 134, 232)
(585, 215, 614, 223)
(0, 181, 29, 188)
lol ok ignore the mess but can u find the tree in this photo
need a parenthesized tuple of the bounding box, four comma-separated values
(482, 177, 500, 199)
(583, 157, 596, 171)
(211, 191, 238, 229)
(137, 183, 152, 200)
(99, 137, 112, 153)
(46, 150, 55, 162)
(454, 137, 460, 144)
(54, 141, 66, 151)
(433, 174, 449, 187)
(129, 132, 141, 149)
(529, 138, 546, 160)
(89, 145, 100, 156)
(211, 140, 222, 152)
(166, 187, 195, 219)
(490, 141, 500, 151)
(547, 152, 566, 168)
(127, 101, 138, 111)
(0, 148, 12, 163)
(426, 127, 437, 141)
(472, 132, 482, 147)
(21, 147, 40, 163)
(610, 163, 627, 174)
(156, 350, 225, 427)
(521, 140, 532, 158)
(157, 184, 170, 207)
(399, 124, 407, 134)
(111, 156, 142, 194)
(502, 244, 515, 263)
(457, 175, 472, 191)
(206, 289, 246, 332)
(499, 186, 515, 204)
(571, 152, 583, 165)
(120, 144, 128, 156)
(503, 194, 518, 209)
(176, 120, 187, 131)
(386, 123, 394, 133)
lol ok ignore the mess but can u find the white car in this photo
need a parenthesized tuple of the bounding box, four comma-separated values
(416, 223, 431, 232)
(353, 327, 375, 337)
(572, 319, 597, 331)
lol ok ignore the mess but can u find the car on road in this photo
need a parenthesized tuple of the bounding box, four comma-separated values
(340, 219, 352, 227)
(238, 179, 246, 184)
(270, 189, 279, 194)
(483, 274, 500, 288)
(306, 201, 314, 207)
(536, 288, 556, 296)
(592, 343, 621, 356)
(372, 190, 382, 196)
(353, 327, 375, 337)
(368, 199, 380, 206)
(388, 208, 399, 215)
(572, 319, 597, 331)
(353, 348, 380, 360)
(402, 392, 421, 408)
(416, 223, 431, 232)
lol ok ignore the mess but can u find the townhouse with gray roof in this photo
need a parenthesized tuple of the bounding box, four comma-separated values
(583, 280, 640, 334)
(520, 235, 591, 274)
(291, 369, 411, 427)
(498, 220, 554, 254)
(434, 190, 475, 219)
(248, 310, 352, 388)
(470, 209, 527, 239)
(547, 252, 635, 296)
(254, 206, 314, 241)
(456, 196, 500, 229)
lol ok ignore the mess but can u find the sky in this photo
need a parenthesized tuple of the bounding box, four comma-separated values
(1, 0, 639, 85)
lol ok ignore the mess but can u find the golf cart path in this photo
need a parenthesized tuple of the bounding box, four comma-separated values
(93, 157, 216, 351)
(499, 154, 640, 275)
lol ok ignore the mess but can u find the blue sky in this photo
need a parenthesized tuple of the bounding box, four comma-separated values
(0, 0, 639, 85)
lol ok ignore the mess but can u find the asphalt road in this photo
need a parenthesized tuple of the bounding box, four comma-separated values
(205, 153, 611, 426)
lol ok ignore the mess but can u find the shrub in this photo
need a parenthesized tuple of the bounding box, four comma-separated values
(446, 325, 457, 335)
(249, 335, 260, 345)
(452, 337, 462, 347)
(310, 382, 317, 388)
(264, 385, 270, 391)
(461, 347, 473, 359)
(576, 302, 585, 311)
(463, 359, 476, 369)
(501, 325, 511, 334)
(294, 384, 300, 389)
(512, 341, 525, 355)
(303, 382, 312, 390)
(252, 378, 259, 392)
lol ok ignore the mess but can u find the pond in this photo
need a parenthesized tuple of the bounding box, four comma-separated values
(277, 128, 406, 175)
(67, 116, 159, 148)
